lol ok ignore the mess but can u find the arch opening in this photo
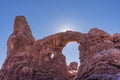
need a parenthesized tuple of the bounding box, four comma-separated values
(47, 53, 55, 59)
(51, 53, 54, 59)
(62, 42, 80, 75)
(44, 53, 55, 62)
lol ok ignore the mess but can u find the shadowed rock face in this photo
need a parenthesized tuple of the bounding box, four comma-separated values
(0, 16, 120, 80)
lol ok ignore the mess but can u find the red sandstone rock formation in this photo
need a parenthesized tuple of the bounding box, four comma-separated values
(68, 62, 78, 80)
(0, 16, 120, 80)
(68, 62, 78, 71)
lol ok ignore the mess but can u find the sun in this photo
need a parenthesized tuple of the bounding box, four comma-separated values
(60, 27, 73, 32)
(59, 25, 75, 32)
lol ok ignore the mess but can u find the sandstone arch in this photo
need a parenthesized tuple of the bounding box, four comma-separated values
(1, 16, 120, 80)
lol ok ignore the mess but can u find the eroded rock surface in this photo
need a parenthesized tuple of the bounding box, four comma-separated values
(0, 16, 120, 80)
(68, 62, 78, 71)
(68, 62, 78, 80)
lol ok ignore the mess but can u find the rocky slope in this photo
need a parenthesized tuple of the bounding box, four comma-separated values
(0, 16, 120, 80)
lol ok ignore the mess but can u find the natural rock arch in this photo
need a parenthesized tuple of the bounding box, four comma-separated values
(1, 16, 120, 80)
(34, 31, 83, 80)
(62, 42, 80, 65)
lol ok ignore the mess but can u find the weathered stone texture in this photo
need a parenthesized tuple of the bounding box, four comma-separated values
(68, 62, 78, 71)
(0, 16, 120, 80)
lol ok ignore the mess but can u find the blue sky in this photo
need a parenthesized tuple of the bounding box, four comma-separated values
(0, 0, 120, 68)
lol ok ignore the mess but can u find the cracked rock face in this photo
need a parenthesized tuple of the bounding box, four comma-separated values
(0, 16, 120, 80)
